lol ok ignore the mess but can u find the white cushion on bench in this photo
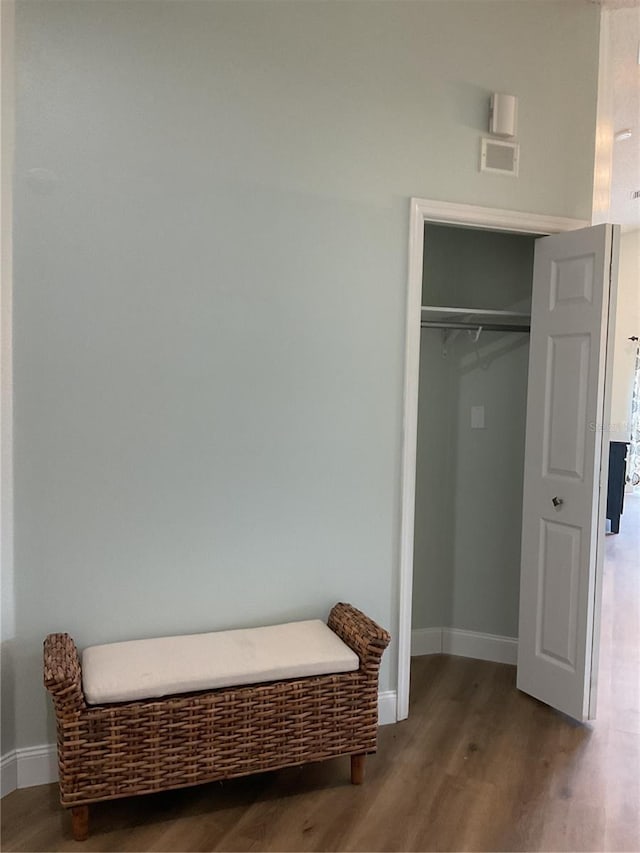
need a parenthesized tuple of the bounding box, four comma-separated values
(82, 619, 359, 705)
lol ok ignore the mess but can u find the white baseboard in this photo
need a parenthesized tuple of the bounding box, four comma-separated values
(16, 744, 58, 789)
(442, 627, 518, 664)
(0, 690, 399, 797)
(411, 627, 443, 656)
(1, 632, 516, 799)
(377, 690, 397, 726)
(412, 626, 517, 665)
(1, 744, 58, 797)
(0, 750, 17, 799)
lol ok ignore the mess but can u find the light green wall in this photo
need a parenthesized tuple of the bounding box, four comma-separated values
(449, 332, 530, 636)
(12, 0, 600, 749)
(1, 0, 15, 759)
(413, 226, 534, 637)
(412, 329, 455, 631)
(421, 226, 534, 311)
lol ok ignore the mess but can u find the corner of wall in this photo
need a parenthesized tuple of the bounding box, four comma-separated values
(592, 5, 613, 225)
(1, 0, 17, 789)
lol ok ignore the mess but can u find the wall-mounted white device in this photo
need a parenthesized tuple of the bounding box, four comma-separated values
(489, 93, 517, 139)
(480, 137, 519, 176)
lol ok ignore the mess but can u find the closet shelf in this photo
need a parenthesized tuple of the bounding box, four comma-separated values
(421, 305, 531, 333)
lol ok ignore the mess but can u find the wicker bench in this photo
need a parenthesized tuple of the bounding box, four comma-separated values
(44, 602, 390, 841)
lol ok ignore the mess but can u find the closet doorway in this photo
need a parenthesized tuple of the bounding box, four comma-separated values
(397, 199, 620, 724)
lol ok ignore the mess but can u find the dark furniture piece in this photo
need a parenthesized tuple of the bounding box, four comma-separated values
(607, 441, 629, 534)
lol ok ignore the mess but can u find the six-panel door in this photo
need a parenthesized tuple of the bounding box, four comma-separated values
(517, 223, 619, 721)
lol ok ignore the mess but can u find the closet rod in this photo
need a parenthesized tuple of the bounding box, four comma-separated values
(421, 321, 530, 333)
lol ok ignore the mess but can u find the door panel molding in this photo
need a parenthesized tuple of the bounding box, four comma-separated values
(537, 518, 581, 670)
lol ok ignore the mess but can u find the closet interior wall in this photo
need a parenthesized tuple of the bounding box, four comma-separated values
(412, 225, 536, 642)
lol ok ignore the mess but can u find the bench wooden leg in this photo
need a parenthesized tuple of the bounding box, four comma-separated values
(351, 752, 366, 785)
(71, 805, 89, 842)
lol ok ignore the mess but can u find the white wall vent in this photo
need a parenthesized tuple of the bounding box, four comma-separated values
(480, 137, 519, 177)
(631, 189, 640, 200)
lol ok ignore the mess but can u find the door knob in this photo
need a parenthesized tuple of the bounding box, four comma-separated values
(552, 496, 564, 508)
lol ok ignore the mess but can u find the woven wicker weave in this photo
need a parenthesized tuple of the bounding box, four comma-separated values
(44, 603, 390, 820)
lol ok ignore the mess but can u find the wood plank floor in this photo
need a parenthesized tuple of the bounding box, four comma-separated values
(2, 497, 639, 851)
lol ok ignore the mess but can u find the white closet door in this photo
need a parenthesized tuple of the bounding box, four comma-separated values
(517, 223, 619, 722)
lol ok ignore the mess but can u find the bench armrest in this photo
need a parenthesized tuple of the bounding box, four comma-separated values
(328, 603, 390, 676)
(44, 633, 86, 714)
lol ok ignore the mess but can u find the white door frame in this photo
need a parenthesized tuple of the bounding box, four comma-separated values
(397, 198, 589, 721)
